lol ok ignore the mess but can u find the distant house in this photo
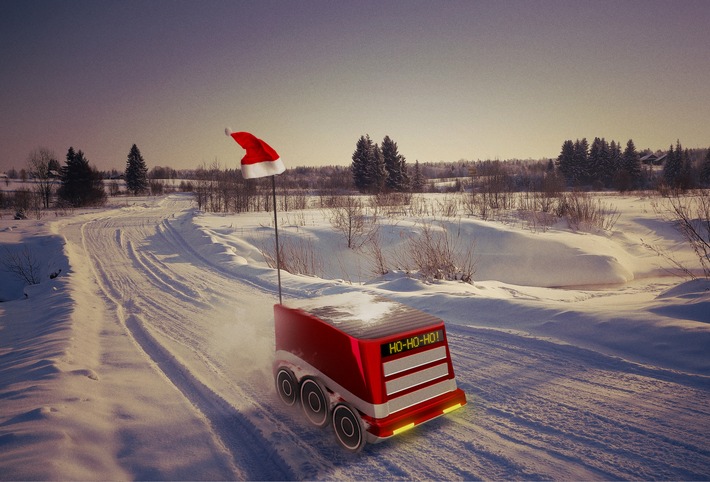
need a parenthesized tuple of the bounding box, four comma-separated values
(641, 153, 667, 166)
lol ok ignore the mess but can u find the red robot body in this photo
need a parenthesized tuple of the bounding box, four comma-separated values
(273, 293, 466, 452)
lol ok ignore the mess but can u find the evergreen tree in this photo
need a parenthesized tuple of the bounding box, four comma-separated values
(573, 138, 589, 185)
(352, 135, 373, 192)
(399, 155, 410, 191)
(57, 147, 106, 207)
(351, 134, 388, 193)
(680, 148, 694, 189)
(700, 149, 710, 187)
(368, 143, 387, 194)
(618, 139, 641, 191)
(588, 137, 603, 185)
(587, 137, 613, 187)
(663, 141, 683, 189)
(557, 139, 575, 184)
(381, 135, 409, 192)
(411, 160, 425, 192)
(606, 139, 620, 187)
(125, 144, 149, 195)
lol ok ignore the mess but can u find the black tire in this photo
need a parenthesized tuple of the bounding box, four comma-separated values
(332, 403, 366, 453)
(300, 377, 330, 428)
(275, 368, 298, 407)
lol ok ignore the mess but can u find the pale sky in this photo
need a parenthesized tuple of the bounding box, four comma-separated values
(1, 0, 709, 173)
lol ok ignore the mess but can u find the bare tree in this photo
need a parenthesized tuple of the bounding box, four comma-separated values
(659, 190, 710, 278)
(364, 228, 388, 276)
(28, 147, 57, 209)
(2, 245, 41, 285)
(329, 195, 378, 249)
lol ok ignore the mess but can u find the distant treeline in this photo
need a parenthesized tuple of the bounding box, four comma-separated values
(557, 138, 710, 191)
(122, 139, 709, 194)
(3, 138, 709, 217)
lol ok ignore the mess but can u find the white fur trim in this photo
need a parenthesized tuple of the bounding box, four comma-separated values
(241, 158, 286, 179)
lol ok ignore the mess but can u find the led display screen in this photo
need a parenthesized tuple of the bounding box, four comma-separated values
(381, 329, 444, 358)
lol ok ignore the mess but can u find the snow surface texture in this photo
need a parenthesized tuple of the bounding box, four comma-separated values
(0, 193, 708, 480)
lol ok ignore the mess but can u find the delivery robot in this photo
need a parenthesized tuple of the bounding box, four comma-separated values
(273, 292, 467, 452)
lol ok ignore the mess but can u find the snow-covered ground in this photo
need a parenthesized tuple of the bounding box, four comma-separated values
(1, 193, 708, 480)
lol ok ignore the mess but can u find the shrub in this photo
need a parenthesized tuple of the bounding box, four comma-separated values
(556, 191, 619, 231)
(655, 189, 710, 278)
(395, 220, 475, 283)
(261, 237, 322, 277)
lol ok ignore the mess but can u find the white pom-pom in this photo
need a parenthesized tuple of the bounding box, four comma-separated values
(225, 127, 233, 136)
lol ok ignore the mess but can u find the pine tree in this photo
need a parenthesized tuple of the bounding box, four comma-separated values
(680, 148, 693, 190)
(351, 134, 388, 193)
(368, 143, 387, 194)
(604, 139, 619, 187)
(663, 141, 683, 189)
(618, 139, 641, 191)
(557, 139, 575, 184)
(411, 160, 425, 192)
(125, 144, 149, 195)
(57, 147, 106, 207)
(399, 155, 410, 191)
(352, 135, 373, 192)
(586, 137, 613, 187)
(700, 149, 710, 187)
(573, 138, 589, 185)
(381, 135, 409, 191)
(588, 137, 603, 185)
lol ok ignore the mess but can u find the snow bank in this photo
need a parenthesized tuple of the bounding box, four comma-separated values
(190, 195, 710, 376)
(443, 217, 635, 287)
(194, 203, 641, 289)
(0, 240, 79, 478)
(0, 220, 68, 301)
(652, 278, 710, 324)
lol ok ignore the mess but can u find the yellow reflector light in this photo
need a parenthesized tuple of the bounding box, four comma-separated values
(392, 423, 415, 436)
(443, 403, 462, 414)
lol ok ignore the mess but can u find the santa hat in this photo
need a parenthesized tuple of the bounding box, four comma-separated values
(225, 128, 285, 179)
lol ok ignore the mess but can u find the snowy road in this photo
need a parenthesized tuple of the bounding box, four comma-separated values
(51, 196, 709, 479)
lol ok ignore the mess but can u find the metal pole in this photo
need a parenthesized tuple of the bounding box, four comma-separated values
(272, 175, 282, 304)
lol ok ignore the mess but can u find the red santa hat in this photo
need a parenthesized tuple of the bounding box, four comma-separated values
(225, 128, 286, 179)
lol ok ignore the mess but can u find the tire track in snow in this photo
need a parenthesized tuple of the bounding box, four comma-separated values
(158, 216, 306, 300)
(123, 314, 296, 481)
(75, 206, 298, 479)
(444, 325, 710, 480)
(123, 236, 208, 307)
